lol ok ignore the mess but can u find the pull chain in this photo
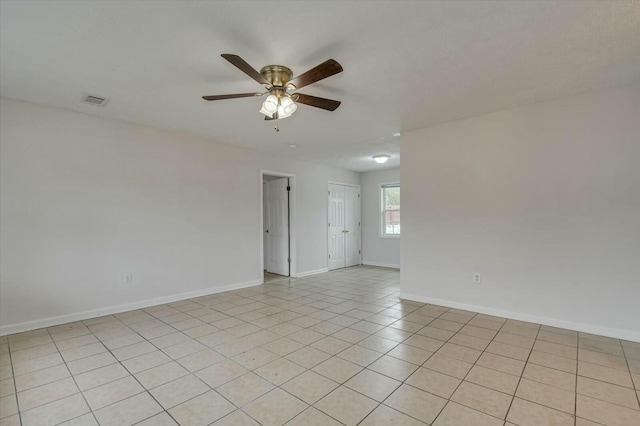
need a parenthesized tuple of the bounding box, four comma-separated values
(274, 97, 280, 132)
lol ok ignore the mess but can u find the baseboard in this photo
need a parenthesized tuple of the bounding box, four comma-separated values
(399, 293, 640, 343)
(362, 261, 400, 269)
(295, 268, 329, 278)
(0, 279, 262, 336)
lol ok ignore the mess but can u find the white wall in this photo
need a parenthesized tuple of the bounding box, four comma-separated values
(401, 85, 640, 341)
(361, 168, 400, 268)
(0, 98, 359, 334)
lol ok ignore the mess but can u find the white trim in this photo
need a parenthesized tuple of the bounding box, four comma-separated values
(362, 261, 400, 269)
(0, 279, 262, 337)
(261, 170, 297, 279)
(399, 293, 640, 343)
(296, 268, 329, 278)
(327, 181, 360, 188)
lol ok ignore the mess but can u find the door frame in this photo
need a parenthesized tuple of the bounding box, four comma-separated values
(327, 181, 362, 269)
(261, 170, 297, 281)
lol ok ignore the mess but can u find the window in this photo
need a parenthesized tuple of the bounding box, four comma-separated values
(381, 183, 400, 237)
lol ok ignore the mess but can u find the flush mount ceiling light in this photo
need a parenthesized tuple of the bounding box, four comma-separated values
(202, 54, 343, 131)
(373, 154, 391, 164)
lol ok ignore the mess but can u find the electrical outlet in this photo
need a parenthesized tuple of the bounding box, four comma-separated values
(125, 273, 133, 284)
(474, 273, 481, 284)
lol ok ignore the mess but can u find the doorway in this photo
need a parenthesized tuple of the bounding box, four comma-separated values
(328, 182, 361, 270)
(261, 171, 296, 283)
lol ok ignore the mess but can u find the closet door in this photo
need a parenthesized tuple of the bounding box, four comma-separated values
(328, 184, 346, 270)
(328, 184, 360, 270)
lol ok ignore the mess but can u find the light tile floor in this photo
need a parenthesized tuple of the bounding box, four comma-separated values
(1, 266, 639, 425)
(263, 272, 289, 285)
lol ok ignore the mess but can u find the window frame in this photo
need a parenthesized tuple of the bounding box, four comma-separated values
(380, 182, 400, 238)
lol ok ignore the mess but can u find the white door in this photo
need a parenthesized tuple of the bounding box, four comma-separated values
(328, 184, 346, 270)
(344, 186, 361, 267)
(328, 184, 360, 270)
(265, 178, 289, 276)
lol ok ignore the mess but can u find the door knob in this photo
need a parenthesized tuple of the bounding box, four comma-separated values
(342, 229, 349, 233)
(265, 230, 269, 233)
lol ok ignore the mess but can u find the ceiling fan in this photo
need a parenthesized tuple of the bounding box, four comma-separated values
(202, 54, 343, 129)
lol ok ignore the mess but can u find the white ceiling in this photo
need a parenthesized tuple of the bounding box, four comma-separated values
(1, 1, 639, 172)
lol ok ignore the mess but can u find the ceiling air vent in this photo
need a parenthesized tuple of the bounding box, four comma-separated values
(82, 93, 108, 106)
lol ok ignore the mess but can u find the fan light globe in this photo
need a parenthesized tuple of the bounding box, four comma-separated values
(277, 97, 297, 118)
(262, 95, 279, 114)
(373, 154, 391, 164)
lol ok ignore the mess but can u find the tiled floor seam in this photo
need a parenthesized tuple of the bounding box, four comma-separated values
(501, 320, 542, 425)
(5, 342, 22, 426)
(45, 326, 101, 426)
(103, 330, 204, 426)
(270, 384, 348, 426)
(327, 309, 493, 425)
(574, 333, 580, 426)
(68, 315, 182, 425)
(425, 309, 512, 424)
(622, 343, 640, 411)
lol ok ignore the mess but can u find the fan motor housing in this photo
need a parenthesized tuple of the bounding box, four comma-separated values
(260, 65, 293, 87)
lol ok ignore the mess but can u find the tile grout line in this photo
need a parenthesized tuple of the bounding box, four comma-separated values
(43, 314, 181, 424)
(574, 331, 580, 426)
(84, 314, 201, 426)
(503, 322, 542, 424)
(44, 326, 102, 426)
(79, 305, 236, 423)
(429, 310, 512, 424)
(310, 306, 477, 424)
(351, 309, 464, 426)
(4, 339, 22, 426)
(621, 342, 640, 412)
(376, 309, 512, 425)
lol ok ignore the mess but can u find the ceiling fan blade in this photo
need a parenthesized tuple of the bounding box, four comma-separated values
(202, 93, 261, 101)
(287, 59, 343, 90)
(221, 54, 270, 86)
(294, 93, 341, 111)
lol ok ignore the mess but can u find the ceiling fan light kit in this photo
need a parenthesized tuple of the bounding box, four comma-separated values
(203, 54, 343, 131)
